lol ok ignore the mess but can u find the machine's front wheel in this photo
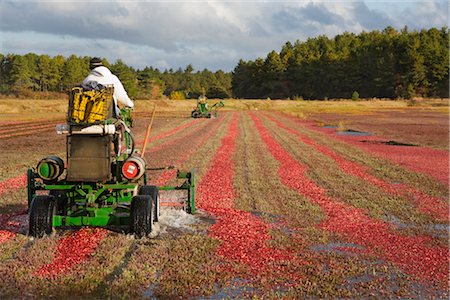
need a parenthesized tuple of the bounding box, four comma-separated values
(29, 195, 55, 238)
(130, 195, 153, 238)
(139, 186, 160, 222)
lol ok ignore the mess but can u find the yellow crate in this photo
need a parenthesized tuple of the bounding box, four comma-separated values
(68, 87, 114, 124)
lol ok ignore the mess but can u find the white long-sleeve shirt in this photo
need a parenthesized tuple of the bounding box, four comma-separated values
(82, 66, 134, 113)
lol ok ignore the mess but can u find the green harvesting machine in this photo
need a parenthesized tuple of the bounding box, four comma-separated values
(191, 96, 224, 118)
(27, 86, 195, 238)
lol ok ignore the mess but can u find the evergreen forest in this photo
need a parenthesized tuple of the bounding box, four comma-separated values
(1, 27, 448, 100)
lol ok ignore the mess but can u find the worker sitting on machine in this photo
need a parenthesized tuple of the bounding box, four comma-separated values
(198, 95, 208, 109)
(64, 57, 135, 158)
(82, 57, 134, 116)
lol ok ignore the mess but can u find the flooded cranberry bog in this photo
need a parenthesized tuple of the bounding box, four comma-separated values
(0, 100, 448, 299)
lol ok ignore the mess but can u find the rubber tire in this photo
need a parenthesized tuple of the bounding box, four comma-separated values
(29, 195, 55, 238)
(49, 190, 67, 215)
(130, 195, 153, 238)
(191, 111, 200, 118)
(139, 186, 160, 222)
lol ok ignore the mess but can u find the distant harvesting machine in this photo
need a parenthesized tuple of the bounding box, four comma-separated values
(191, 96, 224, 118)
(27, 86, 195, 238)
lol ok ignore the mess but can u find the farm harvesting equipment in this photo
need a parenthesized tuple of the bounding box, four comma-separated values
(27, 86, 195, 238)
(191, 96, 224, 118)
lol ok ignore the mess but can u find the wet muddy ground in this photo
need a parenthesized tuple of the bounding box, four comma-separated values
(311, 108, 449, 150)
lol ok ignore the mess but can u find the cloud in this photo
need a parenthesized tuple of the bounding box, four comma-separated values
(1, 1, 248, 52)
(273, 2, 346, 30)
(400, 0, 449, 29)
(0, 0, 448, 71)
(271, 1, 393, 38)
(351, 1, 392, 29)
(0, 0, 277, 70)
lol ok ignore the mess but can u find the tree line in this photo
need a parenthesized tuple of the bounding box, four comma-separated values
(0, 54, 232, 99)
(1, 27, 448, 100)
(233, 27, 449, 99)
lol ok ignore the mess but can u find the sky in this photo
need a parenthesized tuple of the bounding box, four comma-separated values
(0, 0, 448, 72)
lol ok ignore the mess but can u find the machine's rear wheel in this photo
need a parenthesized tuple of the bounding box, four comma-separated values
(139, 186, 160, 222)
(130, 195, 153, 238)
(191, 110, 200, 118)
(29, 195, 55, 238)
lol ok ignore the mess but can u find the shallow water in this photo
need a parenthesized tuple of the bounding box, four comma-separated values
(336, 130, 372, 136)
(310, 242, 366, 255)
(157, 207, 198, 232)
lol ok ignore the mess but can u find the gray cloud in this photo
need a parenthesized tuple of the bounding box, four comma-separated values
(272, 1, 393, 38)
(273, 2, 346, 30)
(351, 1, 392, 29)
(1, 1, 448, 71)
(1, 1, 245, 51)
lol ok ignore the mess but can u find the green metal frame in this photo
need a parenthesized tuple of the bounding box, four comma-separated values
(117, 108, 134, 161)
(28, 170, 138, 227)
(158, 171, 195, 214)
(27, 168, 196, 228)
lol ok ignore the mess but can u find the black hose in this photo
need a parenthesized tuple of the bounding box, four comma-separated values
(128, 132, 135, 158)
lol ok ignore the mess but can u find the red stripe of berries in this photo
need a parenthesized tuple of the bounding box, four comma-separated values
(0, 230, 15, 243)
(264, 113, 448, 222)
(155, 117, 224, 186)
(197, 113, 305, 285)
(146, 119, 200, 144)
(0, 175, 27, 197)
(251, 112, 448, 285)
(0, 211, 27, 244)
(34, 228, 108, 278)
(278, 113, 449, 185)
